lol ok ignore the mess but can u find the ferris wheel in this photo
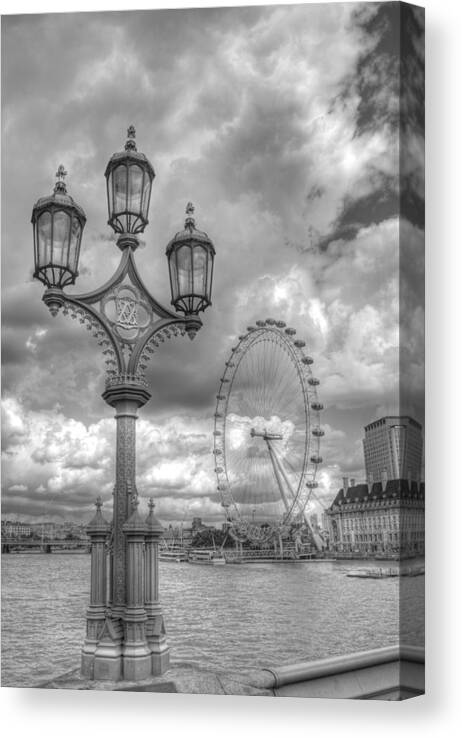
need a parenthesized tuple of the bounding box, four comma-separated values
(213, 319, 324, 545)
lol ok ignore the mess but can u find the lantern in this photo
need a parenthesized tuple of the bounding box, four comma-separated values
(31, 165, 86, 289)
(105, 126, 155, 236)
(166, 203, 215, 315)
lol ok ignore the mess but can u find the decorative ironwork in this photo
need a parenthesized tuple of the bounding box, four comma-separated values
(54, 164, 68, 193)
(125, 125, 137, 151)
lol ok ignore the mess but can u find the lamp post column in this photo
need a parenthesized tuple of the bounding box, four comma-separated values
(145, 499, 170, 674)
(102, 380, 151, 619)
(90, 379, 151, 681)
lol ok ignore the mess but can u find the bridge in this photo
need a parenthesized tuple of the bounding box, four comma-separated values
(1, 538, 90, 554)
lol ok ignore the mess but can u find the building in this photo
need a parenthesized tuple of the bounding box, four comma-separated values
(1, 520, 32, 538)
(325, 479, 425, 556)
(363, 416, 423, 484)
(326, 415, 425, 557)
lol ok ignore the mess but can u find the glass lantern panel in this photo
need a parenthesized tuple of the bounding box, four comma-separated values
(128, 164, 143, 213)
(192, 245, 207, 297)
(168, 248, 179, 302)
(141, 171, 151, 219)
(68, 217, 82, 272)
(113, 165, 127, 214)
(177, 244, 193, 296)
(52, 210, 71, 266)
(207, 247, 214, 302)
(37, 210, 52, 267)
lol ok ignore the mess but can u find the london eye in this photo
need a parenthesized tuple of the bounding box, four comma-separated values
(213, 319, 324, 547)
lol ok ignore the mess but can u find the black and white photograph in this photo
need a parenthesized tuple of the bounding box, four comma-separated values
(1, 1, 425, 701)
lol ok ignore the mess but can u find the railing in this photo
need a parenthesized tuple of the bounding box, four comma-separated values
(244, 645, 425, 700)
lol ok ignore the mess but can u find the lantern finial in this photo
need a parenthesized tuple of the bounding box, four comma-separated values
(185, 202, 195, 230)
(54, 164, 68, 194)
(125, 125, 137, 152)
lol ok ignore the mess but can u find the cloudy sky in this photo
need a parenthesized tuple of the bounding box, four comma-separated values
(1, 2, 424, 525)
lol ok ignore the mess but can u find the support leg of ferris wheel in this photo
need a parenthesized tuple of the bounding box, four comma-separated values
(267, 440, 323, 553)
(265, 438, 291, 514)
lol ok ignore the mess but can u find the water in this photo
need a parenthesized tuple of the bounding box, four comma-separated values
(1, 554, 424, 687)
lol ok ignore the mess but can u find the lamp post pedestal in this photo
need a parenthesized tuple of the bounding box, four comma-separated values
(121, 506, 152, 681)
(81, 499, 110, 679)
(145, 499, 170, 674)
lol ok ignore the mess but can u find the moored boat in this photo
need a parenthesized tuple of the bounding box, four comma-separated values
(188, 548, 226, 565)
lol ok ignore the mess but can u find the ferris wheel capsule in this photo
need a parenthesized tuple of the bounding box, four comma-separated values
(265, 318, 276, 325)
(294, 340, 306, 348)
(308, 377, 320, 386)
(276, 321, 286, 328)
(311, 402, 324, 411)
(312, 427, 325, 437)
(285, 327, 296, 336)
(306, 480, 319, 489)
(256, 320, 266, 327)
(302, 356, 314, 365)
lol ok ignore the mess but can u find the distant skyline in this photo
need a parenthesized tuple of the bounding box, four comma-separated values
(1, 3, 424, 523)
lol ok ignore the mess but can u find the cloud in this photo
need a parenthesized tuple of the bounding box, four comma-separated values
(1, 4, 424, 523)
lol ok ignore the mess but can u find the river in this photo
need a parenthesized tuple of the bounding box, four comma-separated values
(1, 554, 424, 688)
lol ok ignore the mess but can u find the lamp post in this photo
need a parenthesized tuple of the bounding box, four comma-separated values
(31, 127, 215, 682)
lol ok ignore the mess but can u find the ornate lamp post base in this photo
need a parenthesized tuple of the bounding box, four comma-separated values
(81, 380, 171, 682)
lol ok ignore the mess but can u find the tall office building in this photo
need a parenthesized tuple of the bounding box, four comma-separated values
(363, 416, 423, 484)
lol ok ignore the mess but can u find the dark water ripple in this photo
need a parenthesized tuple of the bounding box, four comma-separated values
(1, 555, 424, 687)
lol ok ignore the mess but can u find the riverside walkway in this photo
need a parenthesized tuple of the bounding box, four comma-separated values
(39, 645, 424, 700)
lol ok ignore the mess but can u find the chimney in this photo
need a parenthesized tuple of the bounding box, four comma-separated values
(342, 477, 349, 493)
(350, 478, 355, 488)
(381, 469, 388, 492)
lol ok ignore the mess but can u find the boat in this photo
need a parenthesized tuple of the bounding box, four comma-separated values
(347, 564, 424, 579)
(347, 567, 399, 578)
(160, 549, 188, 562)
(159, 541, 188, 563)
(187, 548, 226, 565)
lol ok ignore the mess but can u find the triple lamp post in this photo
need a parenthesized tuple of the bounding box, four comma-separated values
(31, 127, 216, 682)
